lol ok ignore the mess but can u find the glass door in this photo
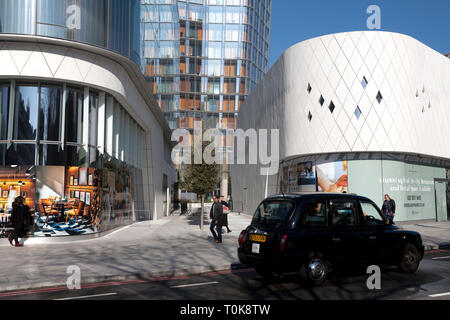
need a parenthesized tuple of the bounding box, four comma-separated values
(435, 180, 447, 222)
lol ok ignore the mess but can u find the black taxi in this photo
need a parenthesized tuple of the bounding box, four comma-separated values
(237, 193, 425, 286)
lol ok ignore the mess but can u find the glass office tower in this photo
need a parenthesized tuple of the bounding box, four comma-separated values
(141, 0, 272, 132)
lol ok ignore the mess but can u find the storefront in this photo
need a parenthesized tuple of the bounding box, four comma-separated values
(279, 153, 450, 222)
(0, 80, 146, 237)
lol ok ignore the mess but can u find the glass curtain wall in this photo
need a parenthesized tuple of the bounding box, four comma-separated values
(141, 0, 272, 137)
(0, 80, 146, 237)
(0, 0, 141, 65)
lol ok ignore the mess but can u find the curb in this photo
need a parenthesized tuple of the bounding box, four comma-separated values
(0, 263, 250, 294)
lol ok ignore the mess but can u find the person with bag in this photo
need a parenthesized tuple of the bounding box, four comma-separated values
(8, 196, 31, 247)
(220, 196, 232, 233)
(209, 195, 223, 244)
(381, 194, 396, 225)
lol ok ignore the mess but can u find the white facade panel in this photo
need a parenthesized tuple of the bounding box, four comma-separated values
(232, 31, 450, 215)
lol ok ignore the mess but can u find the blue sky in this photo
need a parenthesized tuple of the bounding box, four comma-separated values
(269, 0, 450, 67)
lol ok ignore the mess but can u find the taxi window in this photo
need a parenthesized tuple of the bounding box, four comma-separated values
(304, 201, 327, 226)
(360, 202, 384, 225)
(330, 201, 358, 226)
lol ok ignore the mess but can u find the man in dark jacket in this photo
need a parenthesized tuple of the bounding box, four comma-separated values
(381, 194, 396, 224)
(210, 195, 223, 244)
(220, 196, 231, 233)
(8, 196, 30, 247)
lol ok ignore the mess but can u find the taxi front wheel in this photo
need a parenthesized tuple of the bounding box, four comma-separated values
(399, 244, 420, 273)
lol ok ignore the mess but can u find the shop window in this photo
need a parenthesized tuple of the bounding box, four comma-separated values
(14, 85, 39, 141)
(65, 87, 84, 144)
(39, 85, 62, 142)
(39, 144, 64, 166)
(0, 85, 10, 141)
(5, 143, 36, 166)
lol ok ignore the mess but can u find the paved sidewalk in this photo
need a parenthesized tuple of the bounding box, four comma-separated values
(0, 213, 448, 293)
(0, 212, 252, 292)
(397, 221, 450, 251)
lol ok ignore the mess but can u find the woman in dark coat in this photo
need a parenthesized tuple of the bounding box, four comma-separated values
(8, 196, 30, 247)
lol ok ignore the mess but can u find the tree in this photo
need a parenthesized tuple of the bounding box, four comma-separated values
(180, 127, 219, 230)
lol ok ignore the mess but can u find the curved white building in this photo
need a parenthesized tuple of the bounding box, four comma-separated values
(231, 31, 450, 223)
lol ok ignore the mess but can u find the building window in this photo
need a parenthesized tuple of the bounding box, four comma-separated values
(65, 87, 84, 144)
(376, 91, 383, 104)
(0, 85, 10, 141)
(39, 85, 62, 142)
(307, 83, 312, 94)
(328, 101, 335, 114)
(361, 76, 368, 89)
(14, 85, 39, 141)
(319, 95, 324, 106)
(308, 111, 312, 122)
(355, 106, 362, 120)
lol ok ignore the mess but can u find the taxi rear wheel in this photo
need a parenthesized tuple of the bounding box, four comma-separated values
(299, 252, 329, 287)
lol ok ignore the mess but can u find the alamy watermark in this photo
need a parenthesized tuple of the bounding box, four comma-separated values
(367, 5, 381, 30)
(66, 265, 81, 290)
(171, 121, 280, 176)
(366, 265, 381, 290)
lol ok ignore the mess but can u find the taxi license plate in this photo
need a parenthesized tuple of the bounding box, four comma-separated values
(250, 234, 267, 243)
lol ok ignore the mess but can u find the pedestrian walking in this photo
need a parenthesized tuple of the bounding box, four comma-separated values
(381, 194, 396, 224)
(209, 195, 223, 244)
(8, 196, 31, 247)
(180, 201, 188, 215)
(220, 196, 232, 233)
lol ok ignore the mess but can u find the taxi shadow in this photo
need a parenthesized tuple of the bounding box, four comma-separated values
(251, 265, 444, 300)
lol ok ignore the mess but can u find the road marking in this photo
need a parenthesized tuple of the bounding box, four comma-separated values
(170, 281, 219, 289)
(54, 292, 118, 300)
(431, 256, 450, 260)
(429, 292, 450, 298)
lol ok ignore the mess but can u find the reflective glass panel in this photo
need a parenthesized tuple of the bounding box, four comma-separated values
(14, 85, 39, 140)
(39, 85, 62, 142)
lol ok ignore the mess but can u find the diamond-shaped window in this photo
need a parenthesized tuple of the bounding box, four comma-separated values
(361, 76, 368, 89)
(355, 106, 362, 119)
(376, 91, 383, 104)
(328, 101, 335, 114)
(307, 83, 312, 94)
(308, 111, 313, 122)
(319, 95, 325, 106)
